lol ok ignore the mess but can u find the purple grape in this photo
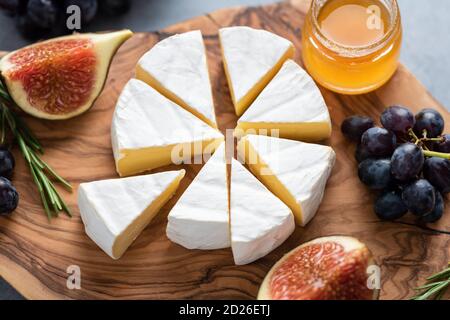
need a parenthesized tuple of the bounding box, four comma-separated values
(402, 179, 436, 217)
(421, 192, 445, 223)
(26, 0, 59, 29)
(374, 190, 408, 221)
(414, 108, 445, 138)
(381, 105, 415, 135)
(423, 157, 450, 194)
(436, 134, 450, 153)
(0, 149, 15, 180)
(341, 116, 375, 142)
(358, 158, 393, 190)
(361, 127, 397, 157)
(355, 144, 374, 163)
(0, 177, 19, 215)
(391, 143, 424, 182)
(16, 0, 66, 39)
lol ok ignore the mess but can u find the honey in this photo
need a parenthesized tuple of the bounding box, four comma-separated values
(319, 0, 390, 47)
(302, 0, 402, 95)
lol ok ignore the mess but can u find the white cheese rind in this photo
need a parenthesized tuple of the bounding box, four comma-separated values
(137, 30, 216, 127)
(78, 170, 185, 259)
(230, 158, 295, 265)
(111, 79, 223, 168)
(219, 26, 293, 105)
(167, 142, 230, 250)
(238, 60, 331, 124)
(243, 135, 336, 226)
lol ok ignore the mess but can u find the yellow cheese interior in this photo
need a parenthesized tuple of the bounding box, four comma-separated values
(237, 138, 304, 225)
(117, 138, 223, 177)
(222, 45, 295, 117)
(112, 171, 185, 259)
(234, 122, 332, 142)
(136, 65, 217, 128)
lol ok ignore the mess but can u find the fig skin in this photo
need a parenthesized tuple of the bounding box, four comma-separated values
(0, 30, 133, 120)
(258, 236, 380, 300)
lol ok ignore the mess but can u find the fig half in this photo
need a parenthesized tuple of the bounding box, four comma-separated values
(0, 30, 133, 120)
(258, 236, 380, 300)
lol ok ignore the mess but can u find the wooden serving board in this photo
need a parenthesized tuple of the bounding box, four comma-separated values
(0, 0, 449, 300)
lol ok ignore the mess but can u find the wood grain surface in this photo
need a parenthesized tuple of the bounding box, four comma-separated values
(0, 0, 449, 300)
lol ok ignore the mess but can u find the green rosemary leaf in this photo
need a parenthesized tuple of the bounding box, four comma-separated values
(39, 171, 64, 213)
(2, 105, 42, 152)
(3, 106, 17, 133)
(40, 189, 53, 221)
(17, 135, 31, 163)
(37, 170, 58, 210)
(435, 288, 447, 300)
(423, 282, 450, 300)
(19, 129, 43, 153)
(15, 119, 43, 151)
(29, 150, 45, 170)
(414, 280, 447, 291)
(50, 183, 71, 217)
(47, 182, 63, 212)
(60, 201, 72, 217)
(29, 163, 52, 221)
(427, 267, 450, 281)
(40, 159, 72, 191)
(412, 263, 450, 300)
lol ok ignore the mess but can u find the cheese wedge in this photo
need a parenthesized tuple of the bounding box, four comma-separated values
(235, 60, 332, 142)
(78, 170, 186, 260)
(167, 142, 230, 250)
(136, 30, 217, 128)
(237, 135, 336, 226)
(219, 26, 295, 116)
(230, 158, 295, 265)
(111, 79, 224, 177)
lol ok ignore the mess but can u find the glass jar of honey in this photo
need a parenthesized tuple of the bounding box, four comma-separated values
(302, 0, 402, 95)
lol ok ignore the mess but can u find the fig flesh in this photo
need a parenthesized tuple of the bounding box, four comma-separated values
(258, 236, 379, 300)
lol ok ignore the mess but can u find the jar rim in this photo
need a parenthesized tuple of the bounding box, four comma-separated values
(309, 0, 401, 57)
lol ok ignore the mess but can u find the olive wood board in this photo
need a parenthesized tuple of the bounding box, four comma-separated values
(0, 0, 449, 300)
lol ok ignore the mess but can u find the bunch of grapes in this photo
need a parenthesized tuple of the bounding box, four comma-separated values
(0, 0, 132, 39)
(342, 106, 449, 223)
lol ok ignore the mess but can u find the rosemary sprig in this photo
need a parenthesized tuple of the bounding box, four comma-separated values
(411, 263, 450, 300)
(0, 82, 72, 220)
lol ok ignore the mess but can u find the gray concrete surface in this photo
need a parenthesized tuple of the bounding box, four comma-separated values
(0, 0, 449, 300)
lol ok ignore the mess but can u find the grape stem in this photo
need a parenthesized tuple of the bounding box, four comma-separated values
(409, 129, 421, 145)
(424, 138, 445, 142)
(407, 129, 450, 160)
(423, 150, 450, 160)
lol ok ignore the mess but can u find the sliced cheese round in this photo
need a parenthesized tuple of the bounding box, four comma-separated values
(219, 26, 295, 116)
(111, 79, 223, 177)
(136, 30, 217, 128)
(167, 142, 230, 250)
(78, 170, 186, 260)
(235, 60, 332, 142)
(230, 158, 295, 265)
(237, 135, 336, 226)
